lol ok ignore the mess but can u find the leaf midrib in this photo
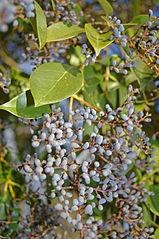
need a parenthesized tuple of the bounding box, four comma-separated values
(37, 66, 72, 104)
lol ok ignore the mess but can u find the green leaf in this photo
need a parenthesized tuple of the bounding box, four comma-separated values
(0, 90, 52, 118)
(74, 4, 83, 15)
(101, 16, 111, 26)
(131, 14, 155, 25)
(84, 65, 101, 86)
(125, 71, 138, 85)
(142, 204, 152, 228)
(34, 0, 47, 49)
(69, 46, 85, 66)
(98, 0, 113, 16)
(50, 0, 55, 10)
(97, 56, 112, 66)
(0, 160, 6, 184)
(108, 90, 117, 109)
(123, 43, 131, 56)
(30, 62, 83, 107)
(107, 79, 119, 91)
(85, 24, 113, 56)
(155, 228, 159, 239)
(133, 58, 155, 79)
(150, 139, 159, 166)
(9, 222, 19, 232)
(8, 68, 29, 99)
(147, 184, 159, 216)
(83, 87, 106, 111)
(29, 17, 37, 35)
(119, 82, 127, 106)
(132, 58, 156, 89)
(47, 22, 84, 42)
(0, 203, 6, 220)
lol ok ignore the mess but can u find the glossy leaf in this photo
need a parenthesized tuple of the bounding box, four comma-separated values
(34, 0, 47, 49)
(0, 90, 52, 118)
(147, 184, 159, 216)
(30, 62, 83, 107)
(47, 22, 84, 42)
(85, 24, 113, 56)
(98, 0, 113, 16)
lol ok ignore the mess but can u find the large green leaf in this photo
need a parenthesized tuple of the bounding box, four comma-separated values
(131, 14, 155, 25)
(85, 24, 113, 56)
(155, 228, 159, 239)
(98, 0, 113, 16)
(30, 62, 83, 107)
(34, 0, 47, 49)
(147, 184, 159, 216)
(47, 22, 84, 42)
(0, 90, 52, 118)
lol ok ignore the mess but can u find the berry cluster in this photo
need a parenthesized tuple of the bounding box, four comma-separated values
(17, 200, 62, 239)
(19, 0, 35, 18)
(0, 0, 35, 33)
(81, 43, 97, 66)
(108, 9, 159, 75)
(16, 86, 155, 238)
(0, 0, 16, 32)
(55, 0, 81, 25)
(1, 31, 68, 75)
(108, 15, 126, 43)
(44, 0, 82, 25)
